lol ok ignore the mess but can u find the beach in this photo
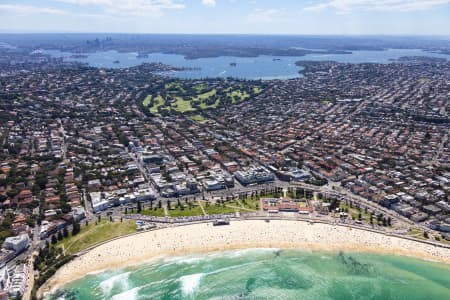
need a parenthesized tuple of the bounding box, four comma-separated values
(40, 219, 450, 297)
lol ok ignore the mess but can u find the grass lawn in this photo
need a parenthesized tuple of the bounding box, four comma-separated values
(196, 89, 216, 100)
(253, 86, 263, 94)
(241, 197, 260, 210)
(141, 208, 166, 217)
(228, 90, 250, 104)
(191, 114, 206, 122)
(408, 228, 428, 240)
(339, 203, 371, 222)
(168, 205, 205, 217)
(204, 204, 238, 215)
(143, 95, 152, 106)
(148, 95, 165, 114)
(193, 83, 207, 93)
(165, 82, 186, 93)
(171, 97, 195, 112)
(145, 83, 262, 115)
(437, 237, 450, 245)
(199, 100, 219, 110)
(57, 219, 136, 255)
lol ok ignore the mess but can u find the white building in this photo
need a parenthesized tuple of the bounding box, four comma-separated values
(234, 166, 275, 185)
(204, 179, 225, 191)
(3, 234, 29, 254)
(71, 206, 86, 221)
(8, 264, 28, 298)
(90, 192, 111, 213)
(0, 266, 9, 292)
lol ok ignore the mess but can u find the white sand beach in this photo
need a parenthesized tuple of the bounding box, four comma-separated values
(39, 219, 450, 297)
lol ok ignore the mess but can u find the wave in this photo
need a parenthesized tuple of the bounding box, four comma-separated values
(207, 261, 257, 277)
(110, 286, 139, 300)
(162, 255, 205, 265)
(179, 273, 204, 296)
(220, 248, 280, 258)
(161, 248, 280, 267)
(98, 272, 131, 297)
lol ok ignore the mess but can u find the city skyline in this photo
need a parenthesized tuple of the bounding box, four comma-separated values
(1, 0, 450, 35)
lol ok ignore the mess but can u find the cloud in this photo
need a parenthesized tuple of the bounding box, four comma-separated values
(202, 0, 217, 7)
(304, 0, 450, 13)
(57, 0, 185, 16)
(0, 4, 67, 15)
(247, 8, 281, 23)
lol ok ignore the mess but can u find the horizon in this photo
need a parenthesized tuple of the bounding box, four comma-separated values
(1, 1, 450, 35)
(1, 32, 450, 38)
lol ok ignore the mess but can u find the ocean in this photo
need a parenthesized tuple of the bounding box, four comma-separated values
(46, 248, 450, 300)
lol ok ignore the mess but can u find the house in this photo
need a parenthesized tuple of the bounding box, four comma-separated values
(410, 212, 429, 222)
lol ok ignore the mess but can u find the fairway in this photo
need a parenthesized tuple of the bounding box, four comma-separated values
(144, 81, 263, 115)
(191, 114, 206, 122)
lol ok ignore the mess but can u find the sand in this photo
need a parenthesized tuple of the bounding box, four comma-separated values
(39, 219, 450, 297)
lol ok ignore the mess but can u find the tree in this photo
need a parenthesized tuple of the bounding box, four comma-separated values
(423, 231, 429, 239)
(63, 227, 69, 238)
(377, 214, 382, 225)
(358, 212, 362, 221)
(137, 201, 142, 213)
(57, 230, 63, 241)
(51, 235, 57, 245)
(72, 222, 80, 236)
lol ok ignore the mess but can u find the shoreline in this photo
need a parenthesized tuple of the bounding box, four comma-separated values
(39, 219, 450, 298)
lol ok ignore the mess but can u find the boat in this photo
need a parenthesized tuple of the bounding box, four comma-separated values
(229, 62, 237, 67)
(70, 54, 88, 59)
(113, 60, 120, 64)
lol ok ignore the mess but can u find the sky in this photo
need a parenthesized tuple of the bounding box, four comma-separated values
(0, 0, 450, 35)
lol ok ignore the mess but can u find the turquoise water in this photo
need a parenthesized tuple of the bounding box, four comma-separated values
(47, 249, 450, 300)
(44, 49, 450, 80)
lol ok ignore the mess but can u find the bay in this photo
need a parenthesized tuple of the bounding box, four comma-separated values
(44, 48, 450, 80)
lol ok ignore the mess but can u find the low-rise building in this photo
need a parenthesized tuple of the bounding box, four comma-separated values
(8, 264, 28, 298)
(2, 234, 29, 254)
(260, 197, 312, 213)
(235, 166, 275, 186)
